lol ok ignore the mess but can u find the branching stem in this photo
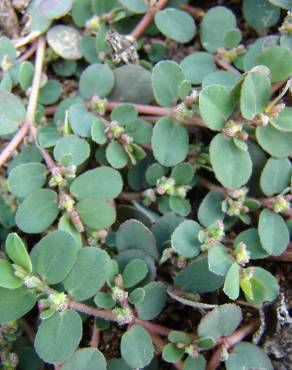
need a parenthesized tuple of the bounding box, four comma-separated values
(207, 318, 260, 370)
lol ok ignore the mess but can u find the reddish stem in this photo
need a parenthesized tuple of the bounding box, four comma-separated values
(0, 123, 29, 167)
(131, 0, 170, 39)
(89, 321, 100, 348)
(105, 101, 172, 116)
(214, 56, 241, 75)
(207, 318, 260, 370)
(68, 301, 118, 322)
(134, 318, 171, 336)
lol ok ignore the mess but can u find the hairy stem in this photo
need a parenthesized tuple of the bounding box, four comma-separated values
(131, 0, 169, 39)
(207, 318, 260, 370)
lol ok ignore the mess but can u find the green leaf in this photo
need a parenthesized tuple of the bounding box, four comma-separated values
(155, 8, 196, 43)
(146, 163, 167, 186)
(0, 259, 23, 289)
(162, 343, 184, 364)
(39, 79, 62, 105)
(79, 63, 115, 99)
(35, 310, 82, 364)
(64, 247, 110, 301)
(62, 348, 107, 370)
(171, 220, 201, 258)
(8, 163, 47, 198)
(256, 46, 292, 82)
(234, 228, 268, 259)
(258, 209, 289, 255)
(269, 107, 292, 132)
(70, 166, 123, 200)
(240, 71, 271, 120)
(0, 90, 26, 135)
(242, 266, 279, 303)
(226, 342, 273, 370)
(199, 85, 235, 130)
(91, 119, 107, 144)
(208, 244, 233, 276)
(152, 212, 184, 253)
(174, 256, 224, 293)
(0, 36, 17, 64)
(122, 259, 148, 288)
(120, 0, 147, 13)
(68, 103, 97, 138)
(200, 6, 236, 52)
(256, 123, 292, 157)
(152, 117, 189, 166)
(106, 141, 128, 169)
(152, 61, 185, 107)
(16, 189, 59, 234)
(183, 355, 206, 370)
(169, 196, 191, 216)
(76, 198, 116, 230)
(224, 28, 242, 49)
(30, 230, 78, 284)
(181, 52, 217, 85)
(121, 325, 154, 368)
(71, 0, 92, 27)
(19, 61, 34, 90)
(260, 157, 291, 195)
(94, 292, 116, 309)
(135, 282, 166, 320)
(27, 0, 52, 33)
(168, 331, 191, 344)
(6, 233, 32, 272)
(54, 96, 83, 126)
(47, 25, 83, 60)
(109, 65, 153, 104)
(0, 287, 36, 324)
(116, 220, 158, 260)
(92, 0, 118, 15)
(243, 0, 280, 31)
(223, 262, 240, 300)
(58, 214, 82, 248)
(52, 59, 77, 77)
(198, 191, 225, 227)
(198, 304, 242, 340)
(202, 71, 238, 90)
(269, 0, 292, 10)
(54, 135, 90, 166)
(39, 0, 74, 19)
(171, 163, 193, 185)
(210, 133, 252, 189)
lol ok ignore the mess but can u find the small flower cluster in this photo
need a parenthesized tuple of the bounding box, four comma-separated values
(199, 220, 225, 251)
(217, 45, 245, 63)
(223, 121, 248, 141)
(49, 164, 76, 187)
(111, 274, 134, 325)
(143, 176, 191, 206)
(234, 242, 250, 266)
(39, 292, 68, 319)
(272, 194, 291, 214)
(222, 188, 250, 217)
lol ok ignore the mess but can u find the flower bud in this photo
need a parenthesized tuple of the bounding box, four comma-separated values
(48, 292, 68, 312)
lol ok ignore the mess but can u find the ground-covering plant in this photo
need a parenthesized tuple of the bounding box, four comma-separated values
(0, 0, 291, 369)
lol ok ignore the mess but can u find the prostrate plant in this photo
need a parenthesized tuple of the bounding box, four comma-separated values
(0, 0, 291, 369)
